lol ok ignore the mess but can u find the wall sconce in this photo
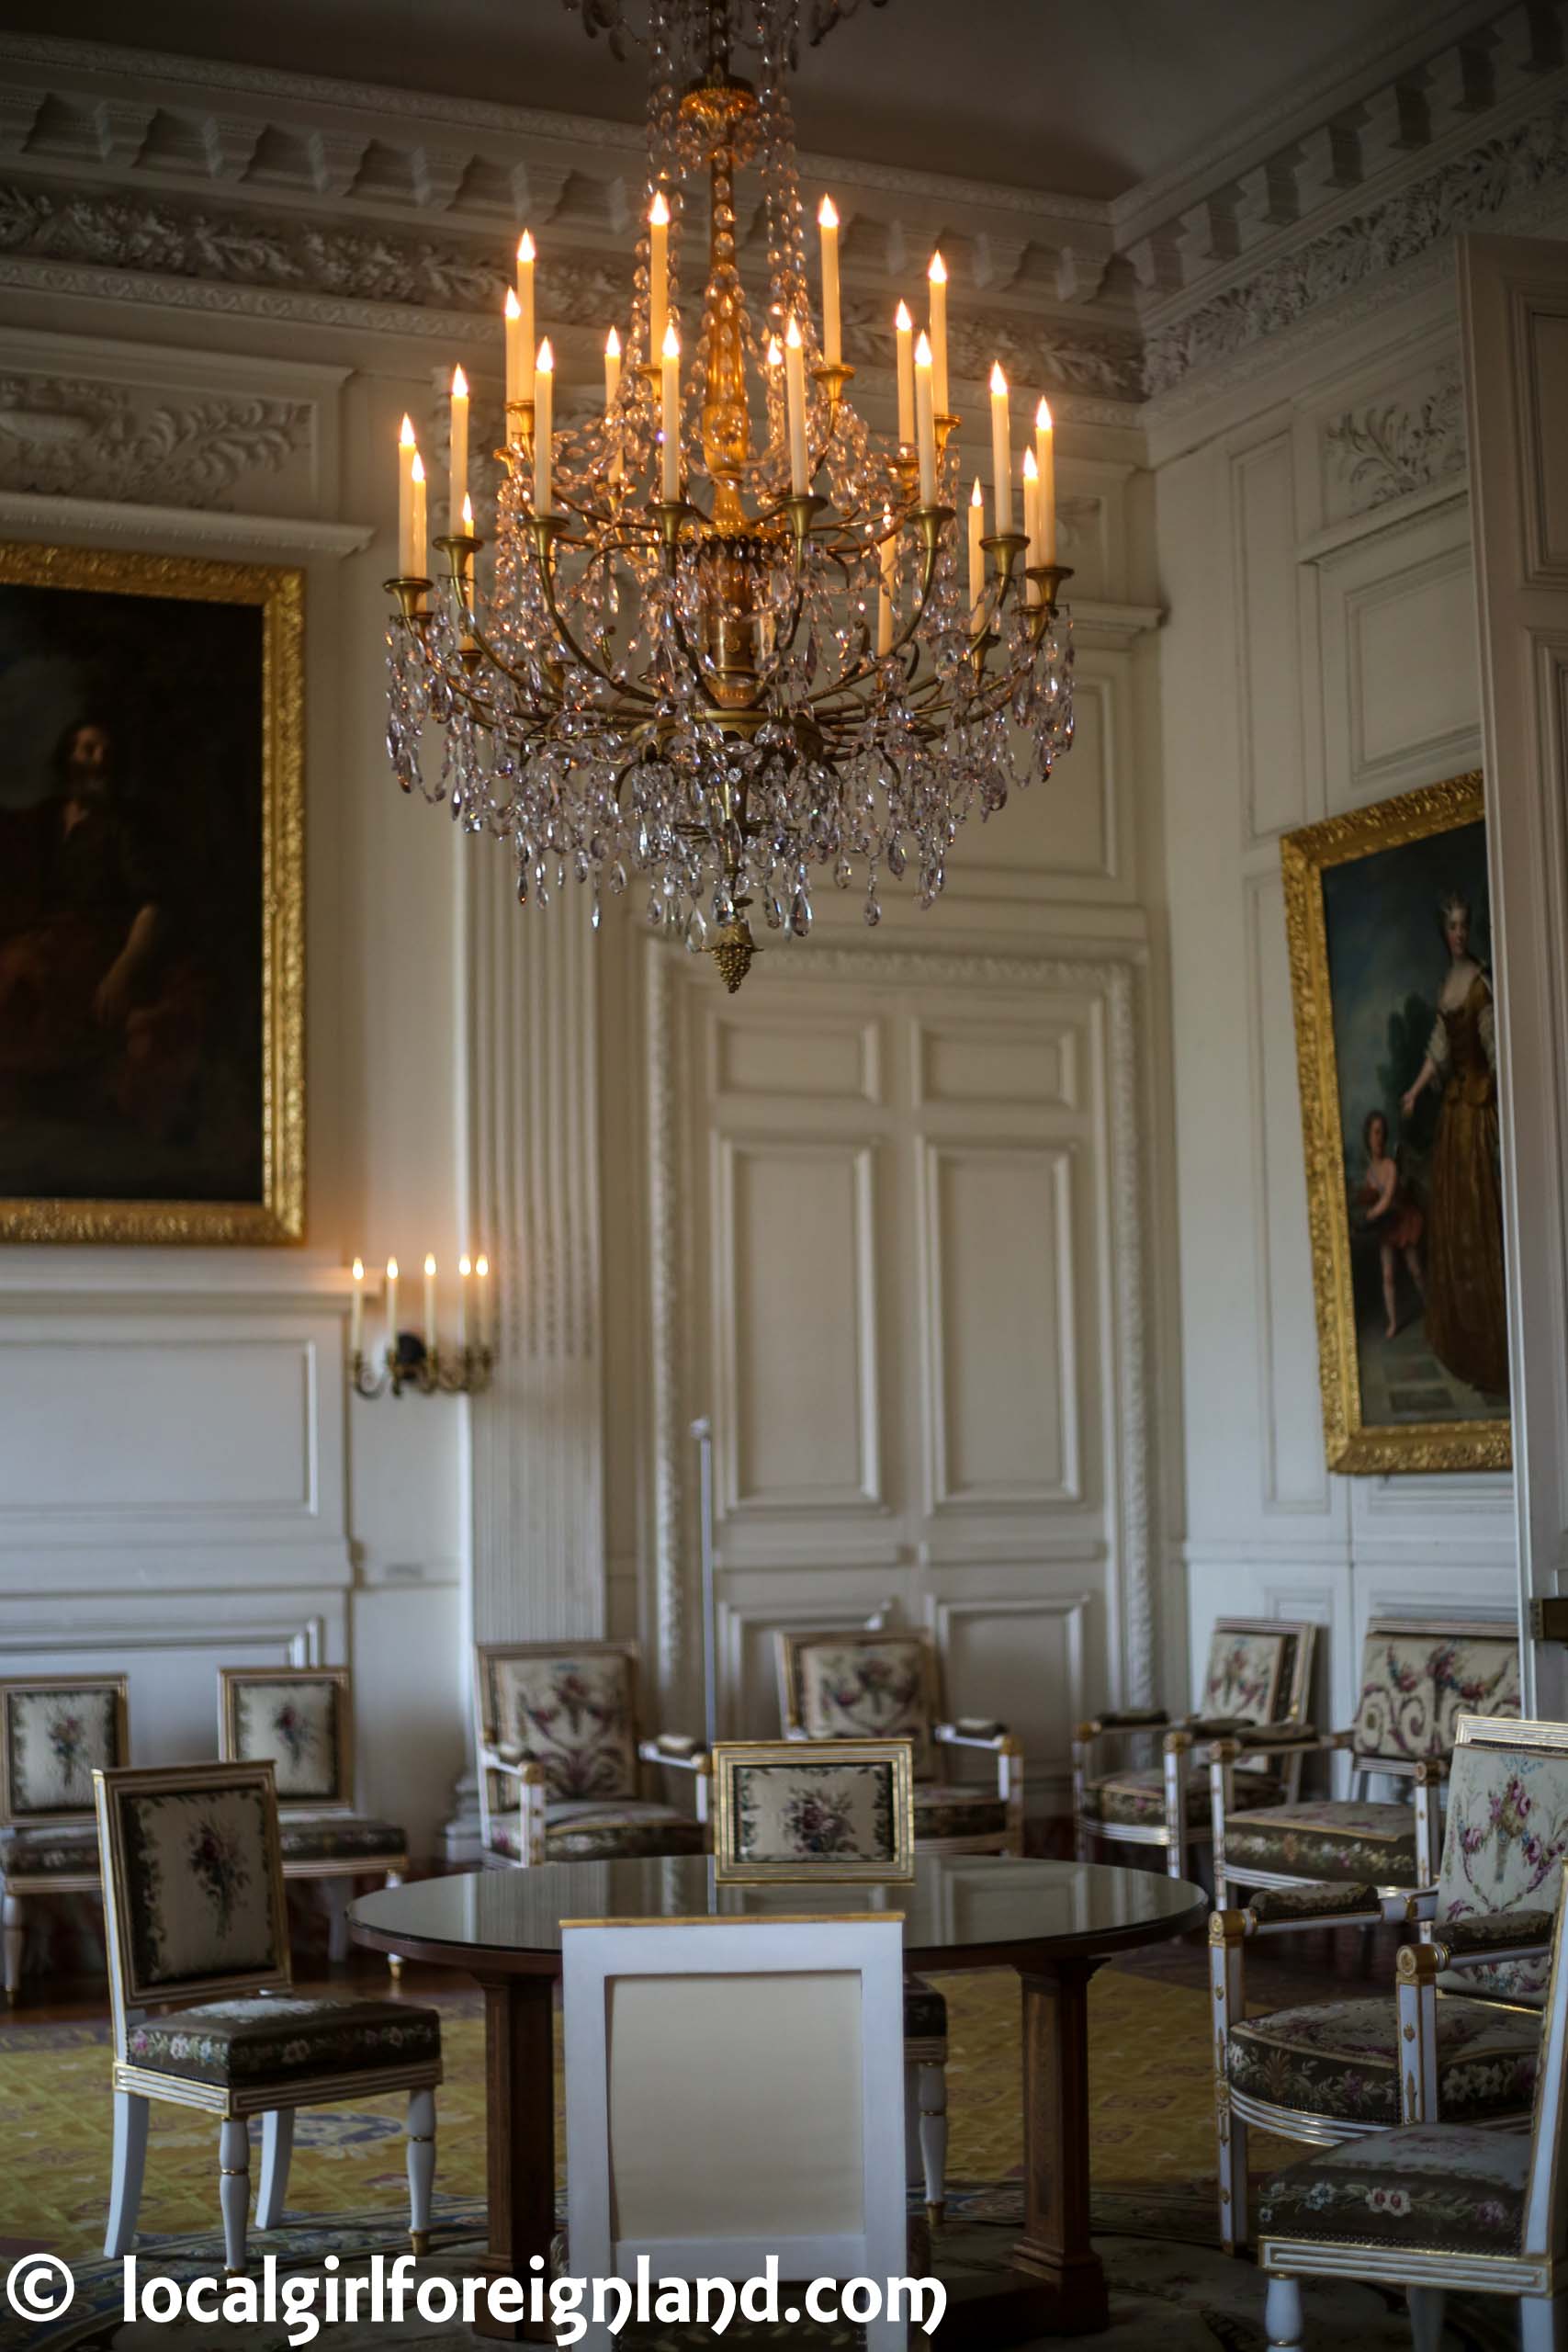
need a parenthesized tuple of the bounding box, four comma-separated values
(348, 1251, 495, 1399)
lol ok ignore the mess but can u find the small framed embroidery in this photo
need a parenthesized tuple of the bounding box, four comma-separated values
(711, 1738, 916, 1884)
(1282, 773, 1510, 1472)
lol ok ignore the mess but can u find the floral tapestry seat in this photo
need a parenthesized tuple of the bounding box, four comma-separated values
(475, 1642, 710, 1869)
(125, 1995, 443, 2089)
(1225, 1993, 1540, 2129)
(1259, 2123, 1530, 2258)
(1217, 1799, 1420, 1886)
(0, 1823, 103, 1879)
(1078, 1764, 1285, 1831)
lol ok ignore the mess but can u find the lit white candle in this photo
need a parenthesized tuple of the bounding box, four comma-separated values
(649, 191, 670, 361)
(504, 288, 524, 416)
(515, 231, 536, 406)
(461, 492, 475, 603)
(534, 337, 554, 513)
(398, 413, 417, 573)
(784, 314, 809, 494)
(411, 451, 427, 577)
(1035, 396, 1056, 566)
(1022, 445, 1041, 599)
(877, 509, 895, 656)
(660, 319, 681, 502)
(457, 1252, 471, 1349)
(967, 475, 985, 635)
(350, 1257, 365, 1360)
(988, 361, 1011, 538)
(385, 1257, 400, 1357)
(448, 364, 468, 538)
(423, 1253, 438, 1356)
(475, 1251, 491, 1350)
(895, 300, 914, 447)
(927, 250, 949, 418)
(913, 329, 936, 507)
(604, 325, 623, 484)
(818, 195, 841, 368)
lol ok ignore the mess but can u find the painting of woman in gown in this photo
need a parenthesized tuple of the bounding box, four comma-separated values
(0, 544, 302, 1241)
(1282, 773, 1509, 1474)
(1398, 894, 1509, 1397)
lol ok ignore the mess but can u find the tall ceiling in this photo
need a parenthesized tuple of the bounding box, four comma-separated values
(0, 0, 1446, 201)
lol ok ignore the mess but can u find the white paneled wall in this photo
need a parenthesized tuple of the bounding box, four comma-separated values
(649, 946, 1153, 1808)
(1158, 295, 1518, 1724)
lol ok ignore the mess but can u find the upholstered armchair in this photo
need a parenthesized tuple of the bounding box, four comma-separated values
(474, 1639, 709, 1867)
(95, 1758, 441, 2274)
(219, 1667, 408, 1972)
(1, 1674, 129, 2003)
(1209, 1712, 1568, 2255)
(773, 1625, 1023, 1855)
(1073, 1618, 1317, 1883)
(1209, 1615, 1519, 1908)
(1258, 1869, 1568, 2352)
(710, 1737, 947, 2225)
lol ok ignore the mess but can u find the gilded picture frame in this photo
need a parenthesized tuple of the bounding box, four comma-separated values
(711, 1737, 917, 1884)
(0, 541, 303, 1242)
(1281, 772, 1510, 1475)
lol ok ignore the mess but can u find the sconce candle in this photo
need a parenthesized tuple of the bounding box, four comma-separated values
(385, 1257, 400, 1352)
(784, 315, 808, 495)
(515, 230, 536, 405)
(927, 251, 948, 418)
(398, 415, 418, 574)
(1022, 444, 1041, 591)
(817, 195, 841, 368)
(913, 329, 936, 508)
(649, 190, 670, 360)
(350, 1257, 365, 1359)
(894, 300, 914, 448)
(1034, 396, 1056, 565)
(410, 452, 427, 577)
(967, 475, 985, 633)
(535, 337, 555, 512)
(458, 1252, 471, 1347)
(660, 321, 682, 502)
(989, 362, 1012, 538)
(423, 1253, 438, 1356)
(503, 288, 524, 413)
(448, 365, 469, 537)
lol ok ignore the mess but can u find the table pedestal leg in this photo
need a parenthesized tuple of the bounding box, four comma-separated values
(1012, 1959, 1110, 2333)
(473, 1972, 555, 2343)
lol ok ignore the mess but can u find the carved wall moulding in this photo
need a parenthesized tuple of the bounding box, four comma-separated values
(1323, 357, 1466, 519)
(0, 372, 311, 507)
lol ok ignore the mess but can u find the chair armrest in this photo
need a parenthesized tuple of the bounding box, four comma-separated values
(1413, 1757, 1450, 1786)
(935, 1720, 1012, 1752)
(1076, 1710, 1168, 1740)
(479, 1746, 546, 1784)
(1426, 1909, 1554, 1966)
(1211, 1727, 1348, 1764)
(637, 1735, 712, 1775)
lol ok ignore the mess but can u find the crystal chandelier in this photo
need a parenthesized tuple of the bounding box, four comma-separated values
(383, 0, 1074, 992)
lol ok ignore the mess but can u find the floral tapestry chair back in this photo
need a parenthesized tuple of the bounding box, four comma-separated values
(218, 1668, 352, 1815)
(1352, 1620, 1520, 1767)
(94, 1760, 290, 2041)
(776, 1629, 942, 1781)
(1433, 1715, 1568, 2008)
(1198, 1623, 1311, 1730)
(478, 1642, 642, 1806)
(1, 1677, 129, 1827)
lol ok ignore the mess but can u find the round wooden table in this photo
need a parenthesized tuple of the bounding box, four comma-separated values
(352, 1853, 1206, 2344)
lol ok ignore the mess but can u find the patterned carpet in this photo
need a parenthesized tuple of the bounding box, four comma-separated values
(0, 1966, 1516, 2348)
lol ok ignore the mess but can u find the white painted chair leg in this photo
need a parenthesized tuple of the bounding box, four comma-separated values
(406, 2085, 435, 2255)
(916, 2059, 947, 2226)
(104, 2090, 150, 2256)
(1264, 2272, 1304, 2349)
(3, 1888, 24, 2003)
(219, 2117, 250, 2275)
(1521, 2296, 1566, 2352)
(255, 2108, 294, 2231)
(1407, 2285, 1445, 2351)
(325, 1879, 351, 1964)
(384, 1869, 404, 1980)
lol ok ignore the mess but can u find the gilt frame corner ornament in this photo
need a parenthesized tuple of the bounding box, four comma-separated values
(1281, 770, 1510, 1476)
(0, 539, 304, 1244)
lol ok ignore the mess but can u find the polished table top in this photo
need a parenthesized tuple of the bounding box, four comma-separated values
(351, 1854, 1207, 1973)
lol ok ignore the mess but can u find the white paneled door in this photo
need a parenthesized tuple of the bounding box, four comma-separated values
(1460, 232, 1568, 1714)
(646, 941, 1152, 1813)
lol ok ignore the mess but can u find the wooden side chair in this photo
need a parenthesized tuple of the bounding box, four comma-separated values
(564, 1911, 910, 2352)
(1209, 1615, 1520, 1907)
(1258, 1865, 1568, 2352)
(95, 1758, 441, 2273)
(218, 1667, 408, 1971)
(474, 1639, 709, 1868)
(1, 1674, 129, 2003)
(710, 1736, 947, 2225)
(1210, 1712, 1568, 2254)
(1073, 1618, 1317, 1883)
(774, 1625, 1023, 1856)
